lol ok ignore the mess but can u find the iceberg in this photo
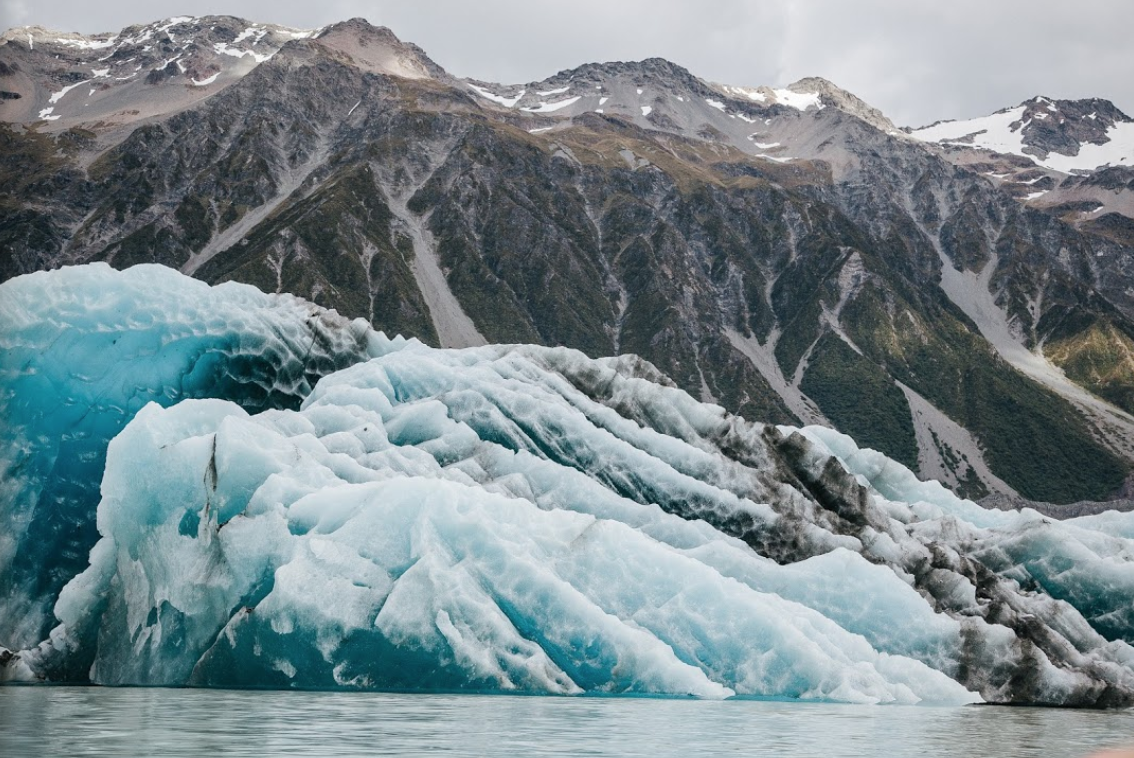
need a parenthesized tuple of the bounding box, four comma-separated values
(2, 264, 1134, 706)
(0, 264, 381, 650)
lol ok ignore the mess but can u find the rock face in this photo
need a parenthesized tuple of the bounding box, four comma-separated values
(5, 264, 1134, 707)
(4, 16, 1134, 505)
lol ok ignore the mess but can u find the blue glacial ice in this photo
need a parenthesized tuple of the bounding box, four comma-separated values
(3, 264, 1134, 706)
(0, 264, 380, 650)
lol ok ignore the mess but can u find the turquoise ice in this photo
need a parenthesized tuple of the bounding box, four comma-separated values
(0, 263, 378, 649)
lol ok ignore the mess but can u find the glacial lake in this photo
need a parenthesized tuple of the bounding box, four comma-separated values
(2, 687, 1133, 758)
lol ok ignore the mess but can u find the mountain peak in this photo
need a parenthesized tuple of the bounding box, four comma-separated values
(910, 94, 1134, 173)
(784, 76, 897, 132)
(313, 17, 445, 80)
(539, 56, 704, 92)
(0, 16, 319, 127)
(707, 75, 897, 130)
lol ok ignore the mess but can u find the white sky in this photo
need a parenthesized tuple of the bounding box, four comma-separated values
(4, 0, 1132, 128)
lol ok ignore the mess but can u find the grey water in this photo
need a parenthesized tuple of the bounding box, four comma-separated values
(2, 687, 1132, 758)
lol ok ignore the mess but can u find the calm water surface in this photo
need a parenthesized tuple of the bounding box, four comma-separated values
(2, 686, 1132, 757)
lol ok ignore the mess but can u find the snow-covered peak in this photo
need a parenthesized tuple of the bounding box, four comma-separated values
(459, 59, 809, 164)
(707, 77, 908, 136)
(909, 96, 1134, 174)
(459, 66, 903, 170)
(712, 81, 825, 113)
(3, 16, 317, 60)
(784, 77, 897, 133)
(2, 16, 320, 127)
(0, 16, 452, 130)
(462, 57, 707, 114)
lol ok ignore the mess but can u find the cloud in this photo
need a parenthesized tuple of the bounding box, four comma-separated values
(4, 0, 1133, 127)
(1, 0, 30, 29)
(327, 0, 788, 87)
(773, 0, 1134, 125)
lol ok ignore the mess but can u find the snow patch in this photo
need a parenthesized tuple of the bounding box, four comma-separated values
(48, 80, 89, 105)
(213, 42, 273, 64)
(191, 72, 220, 87)
(157, 17, 194, 32)
(521, 96, 581, 114)
(53, 36, 115, 50)
(772, 89, 823, 111)
(727, 86, 767, 103)
(537, 86, 570, 96)
(284, 29, 318, 39)
(467, 84, 525, 108)
(232, 27, 268, 45)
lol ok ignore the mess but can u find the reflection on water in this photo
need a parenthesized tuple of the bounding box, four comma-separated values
(2, 686, 1133, 758)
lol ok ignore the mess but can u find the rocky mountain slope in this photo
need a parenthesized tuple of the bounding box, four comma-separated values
(4, 16, 1134, 505)
(909, 96, 1134, 245)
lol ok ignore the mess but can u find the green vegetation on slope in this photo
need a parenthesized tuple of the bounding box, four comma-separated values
(1045, 317, 1134, 415)
(843, 282, 1128, 503)
(800, 332, 919, 469)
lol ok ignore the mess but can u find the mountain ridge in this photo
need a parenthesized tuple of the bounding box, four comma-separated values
(5, 15, 1134, 505)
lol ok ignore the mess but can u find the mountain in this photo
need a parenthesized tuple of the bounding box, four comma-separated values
(909, 96, 1134, 240)
(4, 16, 1134, 505)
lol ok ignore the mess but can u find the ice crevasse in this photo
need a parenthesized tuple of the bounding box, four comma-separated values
(2, 263, 1134, 707)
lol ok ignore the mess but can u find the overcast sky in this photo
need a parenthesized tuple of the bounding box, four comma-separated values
(5, 0, 1132, 127)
